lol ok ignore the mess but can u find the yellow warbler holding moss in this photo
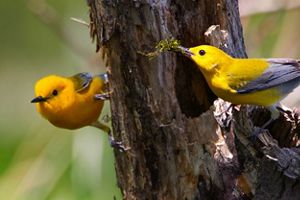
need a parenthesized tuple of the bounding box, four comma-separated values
(179, 45, 300, 127)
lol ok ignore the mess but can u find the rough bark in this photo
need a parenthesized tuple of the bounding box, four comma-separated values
(88, 0, 300, 199)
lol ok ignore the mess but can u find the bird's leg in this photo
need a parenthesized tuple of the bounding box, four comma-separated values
(259, 118, 274, 130)
(252, 104, 280, 140)
(90, 121, 130, 152)
(263, 105, 281, 128)
(94, 91, 112, 101)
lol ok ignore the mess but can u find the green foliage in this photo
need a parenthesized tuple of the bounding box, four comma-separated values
(138, 38, 182, 59)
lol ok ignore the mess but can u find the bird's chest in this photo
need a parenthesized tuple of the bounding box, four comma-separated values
(203, 73, 241, 104)
(41, 94, 103, 129)
(62, 94, 101, 120)
(209, 74, 234, 94)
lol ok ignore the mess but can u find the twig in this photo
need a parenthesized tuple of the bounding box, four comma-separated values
(26, 0, 90, 60)
(70, 17, 89, 27)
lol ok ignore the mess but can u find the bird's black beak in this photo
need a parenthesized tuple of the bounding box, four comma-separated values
(178, 46, 194, 58)
(31, 96, 48, 103)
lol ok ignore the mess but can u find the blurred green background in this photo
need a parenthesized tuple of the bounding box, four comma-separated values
(0, 0, 300, 199)
(0, 0, 120, 199)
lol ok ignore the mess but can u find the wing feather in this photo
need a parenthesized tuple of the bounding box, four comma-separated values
(237, 59, 300, 94)
(97, 73, 109, 84)
(69, 72, 93, 92)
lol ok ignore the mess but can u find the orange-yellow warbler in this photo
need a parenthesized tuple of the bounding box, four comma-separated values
(179, 45, 300, 127)
(31, 73, 127, 151)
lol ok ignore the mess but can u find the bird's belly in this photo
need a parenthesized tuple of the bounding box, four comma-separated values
(45, 100, 104, 130)
(212, 87, 281, 106)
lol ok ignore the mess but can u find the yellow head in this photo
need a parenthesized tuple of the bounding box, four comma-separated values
(180, 45, 233, 72)
(31, 75, 76, 120)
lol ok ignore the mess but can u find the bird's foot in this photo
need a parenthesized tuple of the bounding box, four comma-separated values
(94, 91, 112, 100)
(250, 127, 266, 142)
(248, 117, 273, 142)
(109, 135, 131, 152)
(250, 118, 277, 146)
(91, 121, 130, 152)
(251, 127, 277, 146)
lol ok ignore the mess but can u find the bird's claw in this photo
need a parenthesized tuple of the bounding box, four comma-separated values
(94, 93, 110, 101)
(249, 127, 264, 142)
(94, 92, 112, 100)
(109, 135, 131, 152)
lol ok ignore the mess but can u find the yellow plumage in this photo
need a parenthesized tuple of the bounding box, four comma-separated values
(33, 74, 104, 129)
(181, 45, 299, 107)
(178, 44, 300, 129)
(31, 73, 128, 151)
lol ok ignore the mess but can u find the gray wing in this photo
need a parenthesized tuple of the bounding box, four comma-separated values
(97, 73, 109, 84)
(69, 72, 93, 92)
(237, 59, 300, 94)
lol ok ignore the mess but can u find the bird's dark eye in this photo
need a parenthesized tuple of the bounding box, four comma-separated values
(52, 90, 58, 96)
(199, 50, 206, 56)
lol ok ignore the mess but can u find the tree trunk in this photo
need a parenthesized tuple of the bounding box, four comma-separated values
(87, 0, 300, 199)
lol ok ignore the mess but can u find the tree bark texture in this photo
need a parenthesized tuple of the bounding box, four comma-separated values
(88, 1, 300, 199)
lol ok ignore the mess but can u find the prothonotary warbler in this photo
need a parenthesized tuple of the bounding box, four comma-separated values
(179, 45, 300, 128)
(31, 72, 128, 151)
